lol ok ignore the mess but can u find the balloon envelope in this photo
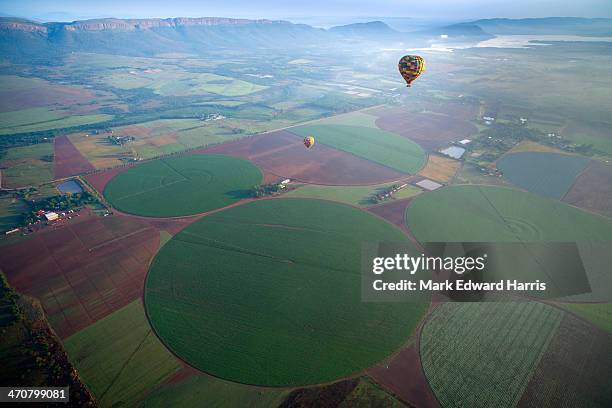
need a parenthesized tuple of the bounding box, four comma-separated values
(398, 55, 425, 87)
(303, 136, 315, 148)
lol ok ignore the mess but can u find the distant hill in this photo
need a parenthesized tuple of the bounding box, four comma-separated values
(414, 23, 494, 41)
(0, 17, 327, 61)
(4, 15, 611, 63)
(328, 21, 399, 38)
(473, 17, 612, 36)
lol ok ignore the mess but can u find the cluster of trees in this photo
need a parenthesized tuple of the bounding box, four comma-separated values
(0, 272, 96, 406)
(470, 122, 599, 166)
(371, 184, 402, 204)
(21, 192, 98, 225)
(250, 183, 284, 198)
(0, 273, 23, 325)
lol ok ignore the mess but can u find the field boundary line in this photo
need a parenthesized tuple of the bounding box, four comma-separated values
(88, 227, 154, 252)
(98, 328, 153, 404)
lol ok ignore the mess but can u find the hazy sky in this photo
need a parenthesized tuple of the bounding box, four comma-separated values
(3, 0, 612, 22)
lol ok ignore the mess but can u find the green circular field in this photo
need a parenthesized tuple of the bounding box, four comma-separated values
(104, 154, 262, 217)
(405, 185, 612, 301)
(145, 198, 428, 386)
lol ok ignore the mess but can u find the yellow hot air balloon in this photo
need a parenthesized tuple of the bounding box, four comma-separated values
(303, 136, 315, 148)
(398, 55, 425, 87)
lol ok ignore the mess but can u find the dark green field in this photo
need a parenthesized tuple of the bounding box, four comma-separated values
(288, 124, 426, 174)
(496, 152, 590, 198)
(145, 198, 428, 386)
(406, 185, 612, 302)
(104, 154, 262, 217)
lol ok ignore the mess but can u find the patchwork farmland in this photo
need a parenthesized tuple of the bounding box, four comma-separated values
(1, 85, 610, 408)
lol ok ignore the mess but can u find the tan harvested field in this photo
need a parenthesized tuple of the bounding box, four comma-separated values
(375, 108, 478, 151)
(69, 133, 131, 169)
(562, 162, 612, 218)
(200, 130, 406, 185)
(418, 155, 461, 183)
(508, 140, 568, 155)
(54, 135, 96, 178)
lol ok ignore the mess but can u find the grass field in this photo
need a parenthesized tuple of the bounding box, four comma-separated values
(0, 195, 25, 233)
(313, 111, 379, 128)
(288, 124, 426, 174)
(561, 121, 612, 156)
(339, 378, 406, 408)
(406, 185, 612, 243)
(420, 301, 564, 408)
(64, 300, 182, 407)
(104, 154, 262, 217)
(0, 108, 112, 135)
(559, 302, 612, 334)
(103, 69, 267, 97)
(145, 198, 427, 386)
(141, 375, 290, 408)
(285, 183, 420, 207)
(1, 142, 54, 187)
(1, 143, 53, 160)
(71, 118, 256, 167)
(406, 185, 612, 302)
(159, 231, 172, 249)
(496, 152, 590, 198)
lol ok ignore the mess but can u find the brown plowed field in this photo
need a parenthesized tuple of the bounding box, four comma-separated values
(368, 345, 439, 408)
(562, 162, 612, 218)
(375, 109, 478, 151)
(54, 135, 95, 179)
(0, 214, 159, 338)
(0, 85, 98, 113)
(200, 130, 405, 185)
(517, 313, 612, 407)
(367, 198, 415, 233)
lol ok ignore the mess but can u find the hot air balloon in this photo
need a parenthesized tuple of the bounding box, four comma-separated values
(303, 136, 315, 149)
(398, 55, 425, 87)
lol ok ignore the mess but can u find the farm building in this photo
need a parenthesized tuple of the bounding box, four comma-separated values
(439, 146, 466, 159)
(416, 179, 443, 191)
(44, 212, 59, 221)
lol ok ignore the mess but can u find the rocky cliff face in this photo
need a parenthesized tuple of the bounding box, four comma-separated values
(0, 17, 289, 33)
(0, 18, 47, 33)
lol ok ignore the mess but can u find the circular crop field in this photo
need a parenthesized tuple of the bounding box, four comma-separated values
(104, 154, 262, 217)
(145, 198, 428, 386)
(405, 185, 612, 301)
(496, 152, 590, 199)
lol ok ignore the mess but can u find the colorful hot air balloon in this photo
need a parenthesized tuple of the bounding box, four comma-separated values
(303, 136, 315, 149)
(398, 55, 425, 87)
